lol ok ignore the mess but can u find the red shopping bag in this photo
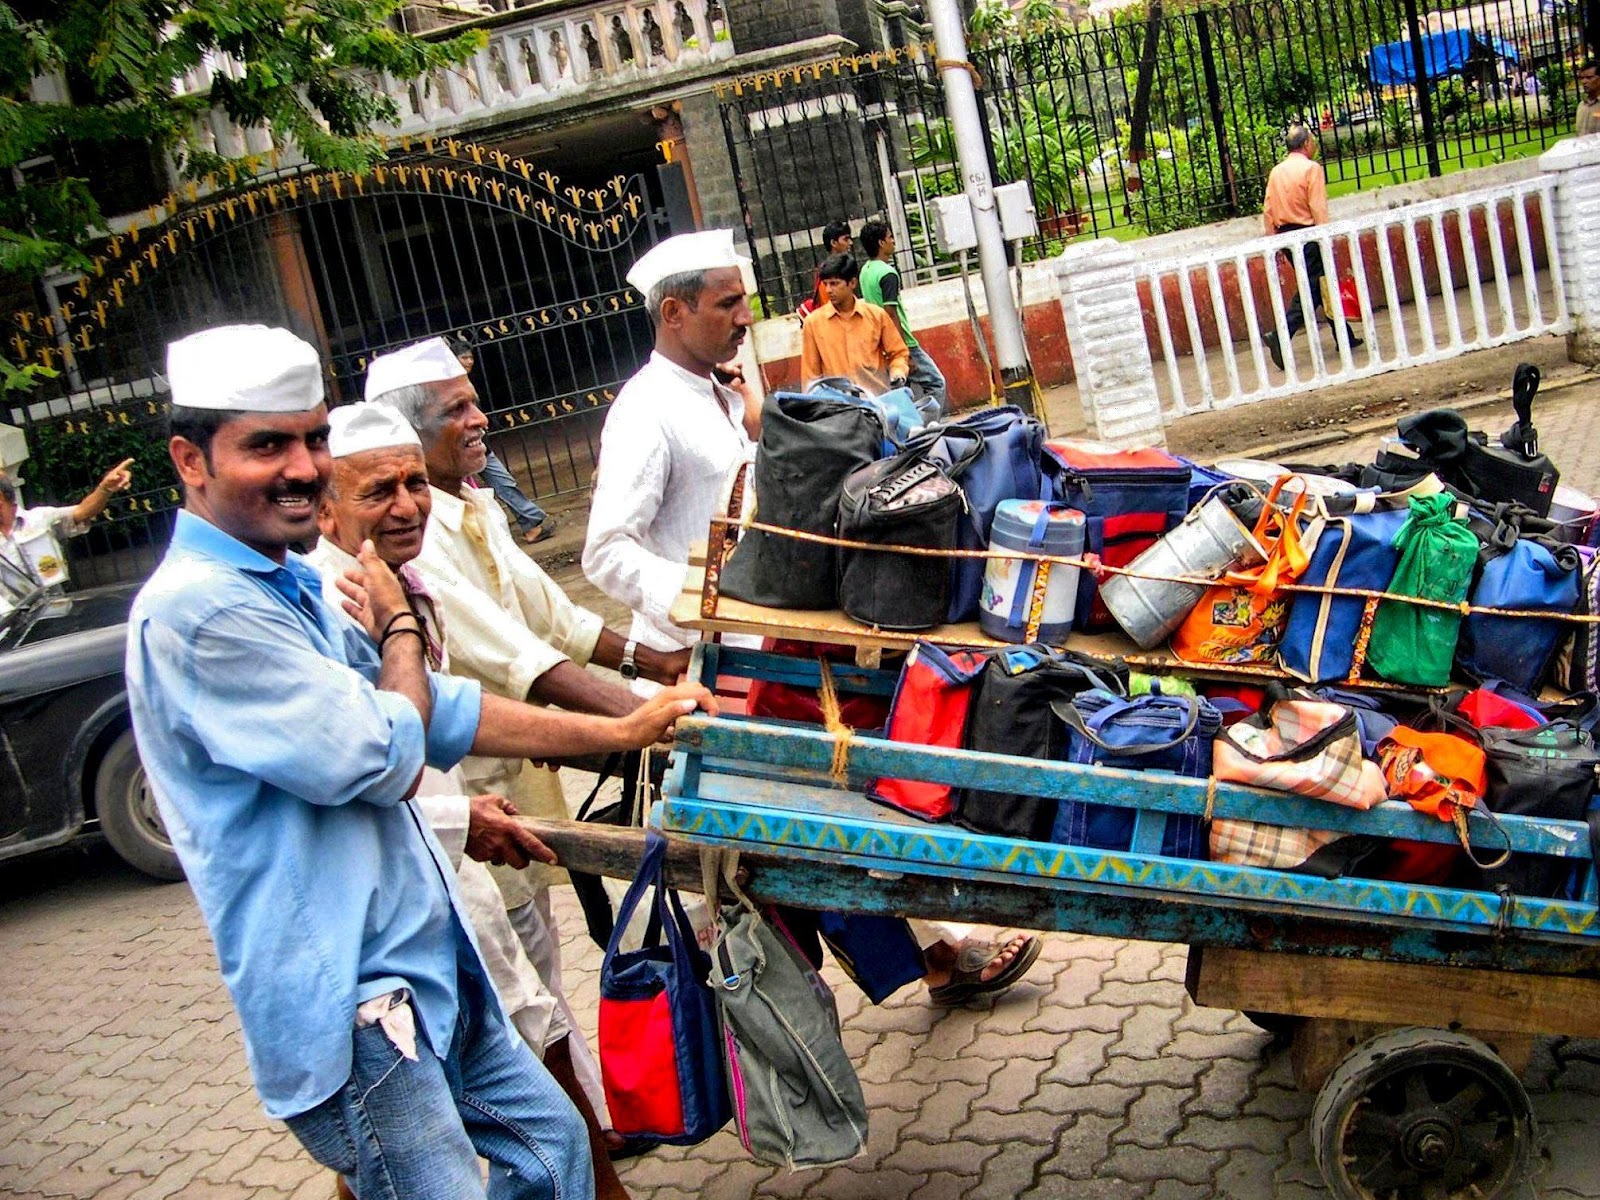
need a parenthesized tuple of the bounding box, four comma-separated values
(1338, 277, 1363, 323)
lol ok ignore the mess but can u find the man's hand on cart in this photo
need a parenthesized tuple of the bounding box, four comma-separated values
(465, 793, 556, 869)
(618, 682, 719, 748)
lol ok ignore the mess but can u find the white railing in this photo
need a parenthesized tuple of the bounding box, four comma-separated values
(1137, 176, 1571, 419)
(382, 0, 734, 130)
(174, 0, 734, 142)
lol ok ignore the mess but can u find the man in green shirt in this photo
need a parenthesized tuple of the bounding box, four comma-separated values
(858, 218, 946, 409)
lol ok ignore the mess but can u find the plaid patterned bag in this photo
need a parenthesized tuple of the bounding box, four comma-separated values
(1213, 695, 1387, 808)
(1209, 692, 1385, 870)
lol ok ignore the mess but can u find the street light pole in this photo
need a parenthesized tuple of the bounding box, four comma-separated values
(924, 0, 1036, 414)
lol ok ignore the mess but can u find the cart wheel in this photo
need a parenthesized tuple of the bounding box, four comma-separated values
(1311, 1026, 1534, 1200)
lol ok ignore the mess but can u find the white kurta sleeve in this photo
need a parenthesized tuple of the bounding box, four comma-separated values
(583, 411, 692, 628)
(413, 789, 472, 870)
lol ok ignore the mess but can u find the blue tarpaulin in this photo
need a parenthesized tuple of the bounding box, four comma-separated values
(1367, 29, 1520, 87)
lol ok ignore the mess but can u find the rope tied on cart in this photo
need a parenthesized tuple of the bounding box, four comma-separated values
(1201, 777, 1218, 827)
(706, 515, 1600, 624)
(816, 659, 854, 785)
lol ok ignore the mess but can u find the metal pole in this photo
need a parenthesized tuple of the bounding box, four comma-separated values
(1402, 0, 1443, 178)
(925, 0, 1035, 412)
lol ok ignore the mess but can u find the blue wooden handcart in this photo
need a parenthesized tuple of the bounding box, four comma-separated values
(544, 541, 1600, 1200)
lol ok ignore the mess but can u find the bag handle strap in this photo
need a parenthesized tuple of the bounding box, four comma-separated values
(1052, 694, 1201, 755)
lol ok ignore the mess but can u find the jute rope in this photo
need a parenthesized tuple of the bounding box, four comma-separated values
(816, 659, 854, 785)
(712, 515, 1600, 624)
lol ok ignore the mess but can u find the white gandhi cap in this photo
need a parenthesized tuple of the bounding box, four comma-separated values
(165, 325, 325, 412)
(328, 403, 423, 459)
(625, 229, 754, 296)
(364, 337, 467, 402)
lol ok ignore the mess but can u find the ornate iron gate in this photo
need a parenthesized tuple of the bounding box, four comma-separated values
(5, 136, 668, 586)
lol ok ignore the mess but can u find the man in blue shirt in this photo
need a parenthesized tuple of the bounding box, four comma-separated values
(127, 324, 712, 1200)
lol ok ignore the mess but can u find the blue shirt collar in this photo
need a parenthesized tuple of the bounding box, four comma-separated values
(170, 510, 324, 606)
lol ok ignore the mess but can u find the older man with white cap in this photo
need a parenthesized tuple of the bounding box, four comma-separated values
(126, 324, 713, 1199)
(581, 229, 760, 669)
(364, 337, 689, 1152)
(306, 402, 633, 1200)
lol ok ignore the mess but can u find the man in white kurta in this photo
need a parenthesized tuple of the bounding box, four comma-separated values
(0, 459, 136, 612)
(582, 231, 757, 661)
(582, 231, 1041, 1006)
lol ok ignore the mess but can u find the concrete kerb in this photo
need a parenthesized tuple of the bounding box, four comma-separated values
(1221, 366, 1596, 464)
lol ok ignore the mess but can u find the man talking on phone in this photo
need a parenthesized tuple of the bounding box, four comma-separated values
(583, 230, 759, 685)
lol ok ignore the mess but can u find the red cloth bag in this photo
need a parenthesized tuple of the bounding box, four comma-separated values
(867, 642, 993, 820)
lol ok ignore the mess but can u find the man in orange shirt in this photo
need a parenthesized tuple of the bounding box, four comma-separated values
(799, 253, 910, 394)
(1261, 125, 1359, 369)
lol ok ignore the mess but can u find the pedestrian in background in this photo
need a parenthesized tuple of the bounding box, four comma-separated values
(0, 457, 134, 610)
(858, 218, 946, 408)
(1261, 125, 1361, 371)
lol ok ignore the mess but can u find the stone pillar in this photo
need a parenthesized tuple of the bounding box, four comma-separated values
(1539, 135, 1600, 366)
(1053, 241, 1167, 448)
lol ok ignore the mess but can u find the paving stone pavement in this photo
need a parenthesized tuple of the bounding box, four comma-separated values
(4, 377, 1600, 1200)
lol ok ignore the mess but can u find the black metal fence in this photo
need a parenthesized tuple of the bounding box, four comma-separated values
(720, 0, 1591, 313)
(3, 144, 668, 589)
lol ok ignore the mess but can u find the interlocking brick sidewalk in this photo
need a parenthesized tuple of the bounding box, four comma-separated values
(5, 377, 1600, 1199)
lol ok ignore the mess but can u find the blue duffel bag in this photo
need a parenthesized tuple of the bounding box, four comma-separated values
(1457, 536, 1583, 693)
(1279, 498, 1411, 682)
(1052, 688, 1222, 860)
(906, 406, 1047, 623)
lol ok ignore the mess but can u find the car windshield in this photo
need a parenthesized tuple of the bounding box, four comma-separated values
(0, 586, 68, 648)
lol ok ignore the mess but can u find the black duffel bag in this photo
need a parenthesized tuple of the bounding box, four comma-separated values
(836, 433, 982, 630)
(953, 648, 1126, 841)
(1475, 720, 1600, 899)
(721, 393, 885, 609)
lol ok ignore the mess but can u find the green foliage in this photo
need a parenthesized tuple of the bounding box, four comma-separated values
(26, 407, 170, 502)
(1138, 122, 1281, 235)
(967, 0, 1018, 46)
(0, 0, 484, 384)
(910, 98, 1102, 218)
(1539, 64, 1578, 123)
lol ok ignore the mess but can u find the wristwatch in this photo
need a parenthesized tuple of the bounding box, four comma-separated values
(619, 639, 641, 681)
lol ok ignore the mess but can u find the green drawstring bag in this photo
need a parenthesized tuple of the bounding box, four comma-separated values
(1367, 493, 1478, 686)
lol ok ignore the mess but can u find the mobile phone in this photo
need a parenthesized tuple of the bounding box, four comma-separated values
(712, 366, 739, 385)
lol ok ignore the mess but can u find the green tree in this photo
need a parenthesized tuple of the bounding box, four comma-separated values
(0, 0, 484, 389)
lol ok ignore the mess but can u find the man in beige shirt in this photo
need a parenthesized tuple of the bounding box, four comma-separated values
(1577, 60, 1599, 135)
(1260, 125, 1359, 370)
(799, 253, 911, 393)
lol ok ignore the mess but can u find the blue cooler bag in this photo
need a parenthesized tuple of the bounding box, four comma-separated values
(1052, 689, 1222, 859)
(1457, 537, 1583, 693)
(1279, 500, 1410, 682)
(1043, 441, 1190, 631)
(911, 407, 1046, 622)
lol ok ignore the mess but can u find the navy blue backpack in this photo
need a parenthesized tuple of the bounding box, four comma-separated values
(1052, 689, 1222, 860)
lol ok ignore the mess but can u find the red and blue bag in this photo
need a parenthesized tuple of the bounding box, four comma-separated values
(1043, 440, 1189, 631)
(598, 830, 729, 1146)
(868, 641, 994, 820)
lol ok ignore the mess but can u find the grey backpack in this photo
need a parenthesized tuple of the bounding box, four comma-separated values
(700, 850, 868, 1171)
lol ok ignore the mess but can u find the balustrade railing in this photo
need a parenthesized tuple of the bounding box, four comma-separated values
(174, 0, 733, 144)
(1136, 176, 1570, 417)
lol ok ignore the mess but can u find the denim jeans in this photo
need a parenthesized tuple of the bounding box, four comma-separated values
(285, 983, 593, 1200)
(481, 452, 548, 534)
(905, 344, 947, 410)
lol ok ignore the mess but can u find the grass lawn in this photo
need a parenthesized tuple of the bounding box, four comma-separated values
(1323, 132, 1554, 197)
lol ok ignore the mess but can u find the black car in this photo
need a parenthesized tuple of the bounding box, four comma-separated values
(0, 584, 182, 880)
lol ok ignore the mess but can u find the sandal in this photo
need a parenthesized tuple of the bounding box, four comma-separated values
(926, 934, 1041, 1006)
(523, 516, 558, 545)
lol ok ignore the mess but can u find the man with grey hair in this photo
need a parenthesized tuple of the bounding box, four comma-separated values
(0, 458, 134, 611)
(1261, 124, 1360, 370)
(583, 230, 758, 668)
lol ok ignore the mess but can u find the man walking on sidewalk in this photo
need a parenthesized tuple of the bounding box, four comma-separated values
(858, 218, 946, 408)
(1261, 125, 1360, 370)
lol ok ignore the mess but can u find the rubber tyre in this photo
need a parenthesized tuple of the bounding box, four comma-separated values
(94, 729, 184, 882)
(1311, 1026, 1534, 1200)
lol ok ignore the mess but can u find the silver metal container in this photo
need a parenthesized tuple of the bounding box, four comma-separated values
(1100, 492, 1266, 649)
